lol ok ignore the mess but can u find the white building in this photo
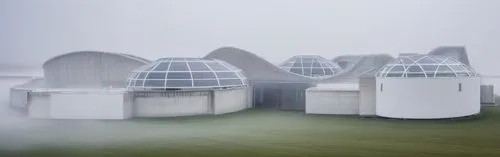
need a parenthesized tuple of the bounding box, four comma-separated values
(376, 55, 480, 119)
(10, 51, 150, 119)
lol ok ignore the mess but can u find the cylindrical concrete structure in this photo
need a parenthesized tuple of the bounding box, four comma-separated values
(376, 78, 480, 119)
(376, 55, 480, 119)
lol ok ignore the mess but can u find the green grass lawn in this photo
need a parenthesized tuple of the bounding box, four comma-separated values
(1, 107, 500, 157)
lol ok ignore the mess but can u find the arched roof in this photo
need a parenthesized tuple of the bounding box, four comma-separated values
(204, 47, 313, 83)
(127, 58, 247, 89)
(377, 55, 477, 78)
(279, 55, 342, 79)
(42, 51, 150, 68)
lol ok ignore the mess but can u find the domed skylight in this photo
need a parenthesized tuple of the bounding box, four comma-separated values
(127, 58, 247, 89)
(279, 55, 342, 78)
(377, 55, 477, 78)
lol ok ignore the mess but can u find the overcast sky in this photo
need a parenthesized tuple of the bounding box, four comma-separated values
(0, 0, 499, 74)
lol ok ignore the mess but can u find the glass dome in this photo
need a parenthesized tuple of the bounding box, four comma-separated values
(127, 58, 247, 89)
(279, 55, 342, 78)
(377, 55, 477, 78)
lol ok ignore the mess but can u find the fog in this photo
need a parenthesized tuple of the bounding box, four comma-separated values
(1, 0, 500, 75)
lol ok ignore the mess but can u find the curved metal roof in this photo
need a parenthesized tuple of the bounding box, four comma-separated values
(43, 51, 150, 68)
(205, 47, 313, 83)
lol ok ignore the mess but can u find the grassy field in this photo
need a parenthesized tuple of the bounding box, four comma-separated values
(1, 107, 500, 157)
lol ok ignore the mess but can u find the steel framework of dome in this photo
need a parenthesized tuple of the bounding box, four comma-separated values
(279, 55, 342, 78)
(377, 55, 477, 78)
(127, 58, 247, 89)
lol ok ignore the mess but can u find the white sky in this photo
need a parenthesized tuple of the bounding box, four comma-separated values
(1, 0, 499, 74)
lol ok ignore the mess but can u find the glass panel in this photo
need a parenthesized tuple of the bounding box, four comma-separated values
(292, 62, 302, 68)
(144, 80, 165, 87)
(192, 72, 216, 79)
(432, 57, 446, 63)
(135, 80, 144, 86)
(167, 72, 191, 79)
(436, 73, 456, 77)
(421, 65, 438, 72)
(137, 72, 148, 79)
(437, 66, 453, 72)
(324, 69, 333, 75)
(390, 65, 405, 72)
(128, 72, 138, 79)
(153, 62, 170, 71)
(407, 65, 423, 72)
(380, 66, 390, 73)
(302, 58, 313, 62)
(302, 62, 313, 67)
(456, 72, 470, 77)
(216, 72, 238, 78)
(304, 68, 312, 76)
(449, 65, 465, 71)
(386, 73, 403, 77)
(169, 62, 189, 71)
(401, 58, 414, 65)
(443, 59, 458, 65)
(406, 73, 426, 77)
(193, 80, 219, 87)
(172, 58, 187, 61)
(290, 68, 303, 75)
(219, 79, 242, 86)
(206, 62, 229, 71)
(146, 72, 166, 79)
(311, 68, 324, 76)
(312, 62, 321, 67)
(417, 57, 436, 64)
(166, 80, 192, 87)
(188, 62, 211, 71)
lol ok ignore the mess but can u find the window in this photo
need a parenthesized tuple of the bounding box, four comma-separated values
(146, 72, 166, 79)
(459, 83, 462, 92)
(167, 72, 191, 79)
(380, 83, 383, 92)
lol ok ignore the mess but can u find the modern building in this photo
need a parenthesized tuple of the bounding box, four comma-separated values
(127, 58, 249, 117)
(376, 55, 480, 119)
(279, 55, 342, 79)
(10, 51, 150, 119)
(7, 46, 490, 120)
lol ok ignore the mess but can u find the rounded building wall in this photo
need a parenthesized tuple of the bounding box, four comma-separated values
(376, 77, 480, 119)
(132, 87, 248, 117)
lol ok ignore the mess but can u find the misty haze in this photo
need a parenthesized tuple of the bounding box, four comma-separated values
(1, 0, 500, 157)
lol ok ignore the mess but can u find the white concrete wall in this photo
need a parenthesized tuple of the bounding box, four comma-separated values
(28, 94, 50, 118)
(376, 77, 481, 119)
(480, 85, 495, 104)
(306, 90, 359, 115)
(134, 91, 210, 117)
(213, 88, 248, 115)
(359, 77, 377, 116)
(10, 89, 29, 110)
(123, 92, 134, 118)
(49, 92, 128, 119)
